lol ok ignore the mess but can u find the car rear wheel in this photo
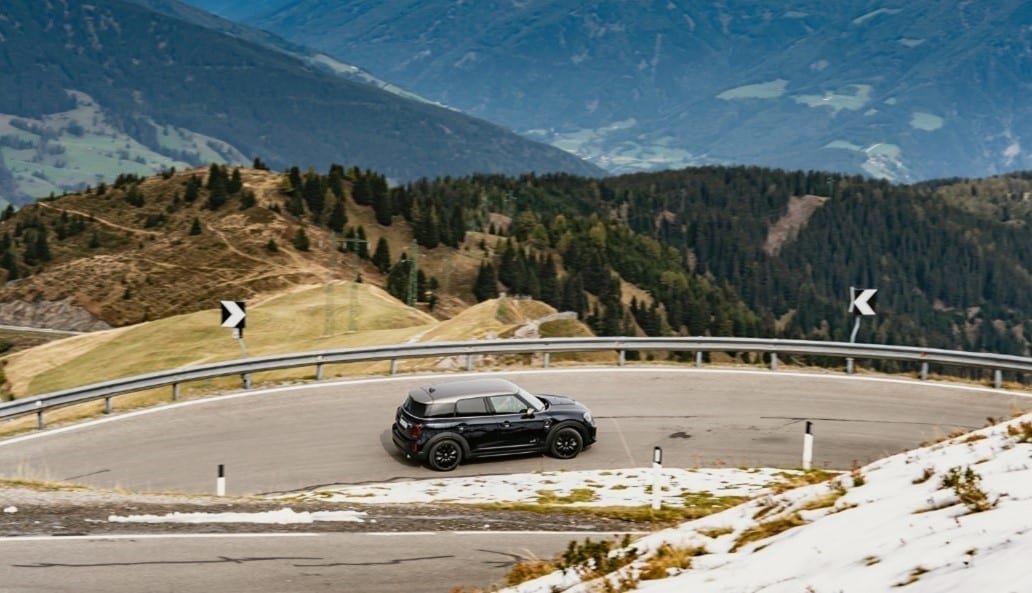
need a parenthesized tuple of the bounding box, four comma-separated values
(427, 439, 462, 471)
(548, 426, 583, 459)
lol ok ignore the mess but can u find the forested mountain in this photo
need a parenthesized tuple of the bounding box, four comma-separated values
(191, 0, 1032, 182)
(0, 0, 600, 205)
(0, 162, 1026, 361)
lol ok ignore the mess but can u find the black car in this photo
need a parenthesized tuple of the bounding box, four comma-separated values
(392, 378, 597, 471)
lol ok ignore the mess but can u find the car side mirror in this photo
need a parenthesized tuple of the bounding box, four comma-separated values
(522, 408, 535, 418)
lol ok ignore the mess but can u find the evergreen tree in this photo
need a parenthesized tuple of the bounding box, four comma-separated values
(356, 226, 370, 259)
(292, 227, 310, 251)
(0, 250, 18, 280)
(189, 217, 202, 235)
(386, 255, 413, 302)
(372, 237, 391, 273)
(228, 168, 243, 193)
(302, 169, 325, 221)
(206, 174, 228, 210)
(266, 238, 278, 253)
(328, 198, 347, 233)
(473, 262, 499, 302)
(183, 175, 201, 203)
(373, 187, 392, 225)
(252, 157, 268, 171)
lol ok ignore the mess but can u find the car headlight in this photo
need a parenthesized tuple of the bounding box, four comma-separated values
(583, 411, 594, 425)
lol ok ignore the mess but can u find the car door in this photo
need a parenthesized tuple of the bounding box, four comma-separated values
(487, 393, 549, 450)
(453, 396, 496, 452)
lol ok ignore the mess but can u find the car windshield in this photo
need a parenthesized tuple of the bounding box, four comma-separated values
(518, 388, 546, 411)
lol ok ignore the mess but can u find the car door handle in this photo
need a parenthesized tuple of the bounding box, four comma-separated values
(502, 421, 511, 428)
(457, 423, 467, 432)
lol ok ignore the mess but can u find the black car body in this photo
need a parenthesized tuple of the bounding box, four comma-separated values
(392, 378, 597, 470)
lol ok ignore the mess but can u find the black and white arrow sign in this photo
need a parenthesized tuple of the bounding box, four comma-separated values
(849, 288, 878, 316)
(220, 300, 246, 329)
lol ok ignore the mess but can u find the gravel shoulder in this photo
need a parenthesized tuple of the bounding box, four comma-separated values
(0, 485, 645, 537)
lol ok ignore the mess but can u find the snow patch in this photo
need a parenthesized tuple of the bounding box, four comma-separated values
(108, 509, 366, 524)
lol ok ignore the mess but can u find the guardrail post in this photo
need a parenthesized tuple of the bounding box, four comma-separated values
(618, 350, 626, 367)
(316, 363, 324, 381)
(920, 362, 928, 381)
(695, 351, 703, 368)
(172, 383, 180, 402)
(36, 400, 44, 430)
(241, 373, 252, 389)
(104, 396, 112, 415)
(846, 358, 855, 375)
(994, 369, 1002, 389)
(389, 359, 397, 375)
(466, 354, 474, 371)
(770, 352, 778, 371)
(543, 352, 550, 368)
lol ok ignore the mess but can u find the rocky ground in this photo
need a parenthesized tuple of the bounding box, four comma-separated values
(0, 485, 643, 537)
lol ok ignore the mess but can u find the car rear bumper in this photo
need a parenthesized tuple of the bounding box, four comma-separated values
(392, 424, 424, 459)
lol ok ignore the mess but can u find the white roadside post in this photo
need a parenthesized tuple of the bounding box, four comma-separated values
(216, 464, 226, 496)
(802, 421, 814, 470)
(651, 446, 663, 510)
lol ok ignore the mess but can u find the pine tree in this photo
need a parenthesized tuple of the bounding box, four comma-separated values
(328, 198, 347, 233)
(0, 250, 19, 280)
(252, 157, 269, 171)
(473, 262, 499, 302)
(183, 175, 201, 203)
(386, 255, 412, 302)
(372, 236, 391, 273)
(373, 187, 392, 225)
(228, 168, 243, 193)
(266, 238, 278, 253)
(189, 217, 202, 235)
(356, 226, 370, 259)
(292, 227, 310, 251)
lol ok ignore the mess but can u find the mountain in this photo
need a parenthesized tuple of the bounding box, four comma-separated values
(0, 0, 601, 206)
(0, 162, 1027, 361)
(189, 0, 1032, 182)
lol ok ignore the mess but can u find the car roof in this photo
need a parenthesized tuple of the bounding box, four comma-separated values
(408, 378, 521, 405)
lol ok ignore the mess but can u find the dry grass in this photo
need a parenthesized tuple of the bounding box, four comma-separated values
(504, 557, 559, 586)
(5, 282, 435, 399)
(767, 469, 838, 494)
(639, 543, 707, 580)
(0, 477, 88, 492)
(536, 488, 598, 505)
(731, 512, 807, 551)
(697, 526, 734, 538)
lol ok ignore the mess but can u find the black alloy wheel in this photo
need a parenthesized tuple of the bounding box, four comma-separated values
(549, 426, 583, 459)
(428, 439, 462, 471)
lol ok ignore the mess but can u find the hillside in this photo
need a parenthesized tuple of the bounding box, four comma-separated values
(0, 0, 601, 205)
(497, 414, 1032, 593)
(0, 164, 1027, 370)
(191, 0, 1032, 182)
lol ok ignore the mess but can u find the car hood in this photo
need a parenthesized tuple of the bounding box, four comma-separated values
(537, 394, 581, 409)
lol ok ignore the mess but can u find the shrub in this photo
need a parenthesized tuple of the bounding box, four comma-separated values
(912, 467, 935, 484)
(560, 535, 639, 579)
(731, 513, 807, 551)
(940, 466, 994, 513)
(639, 544, 706, 580)
(504, 558, 558, 586)
(1006, 421, 1032, 443)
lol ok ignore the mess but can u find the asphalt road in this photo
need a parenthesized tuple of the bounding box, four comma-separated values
(0, 531, 619, 593)
(1, 368, 1028, 494)
(1, 367, 1029, 593)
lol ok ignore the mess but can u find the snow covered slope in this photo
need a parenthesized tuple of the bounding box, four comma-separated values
(504, 415, 1032, 593)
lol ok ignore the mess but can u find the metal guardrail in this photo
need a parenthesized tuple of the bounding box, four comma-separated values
(2, 337, 1030, 429)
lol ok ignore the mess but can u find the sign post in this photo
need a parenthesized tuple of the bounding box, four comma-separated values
(220, 300, 248, 356)
(846, 287, 877, 374)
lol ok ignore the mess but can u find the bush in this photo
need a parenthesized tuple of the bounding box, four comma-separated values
(560, 535, 638, 579)
(1006, 421, 1032, 443)
(940, 466, 994, 513)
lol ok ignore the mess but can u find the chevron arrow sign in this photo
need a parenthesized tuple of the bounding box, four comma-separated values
(220, 300, 246, 329)
(849, 288, 877, 316)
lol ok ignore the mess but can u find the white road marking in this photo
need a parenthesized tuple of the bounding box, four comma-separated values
(609, 417, 637, 465)
(0, 531, 647, 543)
(2, 367, 1027, 448)
(0, 533, 319, 542)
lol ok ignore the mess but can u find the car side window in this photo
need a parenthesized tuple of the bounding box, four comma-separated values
(455, 397, 489, 417)
(488, 394, 526, 415)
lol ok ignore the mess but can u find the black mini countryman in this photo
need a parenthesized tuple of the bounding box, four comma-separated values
(392, 378, 597, 471)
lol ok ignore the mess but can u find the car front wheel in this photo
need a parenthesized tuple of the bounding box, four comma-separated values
(427, 439, 463, 471)
(548, 426, 583, 459)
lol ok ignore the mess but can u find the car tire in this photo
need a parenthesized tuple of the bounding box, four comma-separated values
(427, 438, 463, 471)
(547, 425, 583, 460)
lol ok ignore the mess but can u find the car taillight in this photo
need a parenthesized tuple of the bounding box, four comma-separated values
(408, 423, 423, 439)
